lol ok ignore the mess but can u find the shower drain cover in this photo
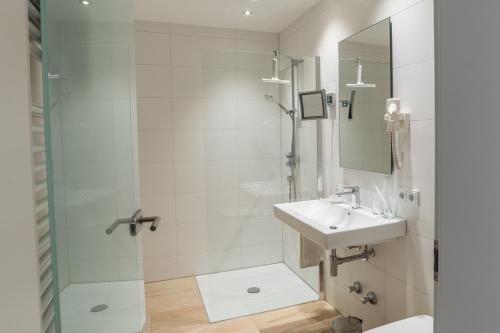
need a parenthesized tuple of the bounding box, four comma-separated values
(247, 287, 260, 294)
(90, 304, 108, 313)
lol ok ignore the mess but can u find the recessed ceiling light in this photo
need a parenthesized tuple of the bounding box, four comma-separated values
(243, 10, 254, 16)
(80, 0, 92, 6)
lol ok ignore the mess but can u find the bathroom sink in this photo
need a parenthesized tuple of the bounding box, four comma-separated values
(274, 199, 406, 250)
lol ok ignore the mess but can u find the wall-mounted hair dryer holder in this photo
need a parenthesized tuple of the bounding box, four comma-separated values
(385, 98, 410, 170)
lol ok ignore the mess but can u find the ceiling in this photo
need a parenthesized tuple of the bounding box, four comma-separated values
(134, 0, 322, 33)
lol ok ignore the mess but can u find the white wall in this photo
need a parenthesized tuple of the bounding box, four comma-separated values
(280, 0, 435, 330)
(135, 22, 285, 282)
(0, 1, 42, 332)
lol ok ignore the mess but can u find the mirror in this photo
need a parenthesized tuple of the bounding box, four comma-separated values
(338, 18, 392, 174)
(299, 89, 327, 120)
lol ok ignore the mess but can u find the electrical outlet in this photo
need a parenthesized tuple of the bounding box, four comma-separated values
(406, 189, 420, 207)
(398, 188, 420, 207)
(398, 189, 407, 201)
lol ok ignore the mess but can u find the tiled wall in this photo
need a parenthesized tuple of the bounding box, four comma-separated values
(135, 21, 286, 282)
(280, 0, 435, 330)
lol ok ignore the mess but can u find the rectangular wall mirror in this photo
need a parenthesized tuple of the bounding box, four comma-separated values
(299, 89, 328, 120)
(338, 18, 393, 174)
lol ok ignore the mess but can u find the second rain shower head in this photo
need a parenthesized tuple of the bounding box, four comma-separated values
(346, 57, 376, 88)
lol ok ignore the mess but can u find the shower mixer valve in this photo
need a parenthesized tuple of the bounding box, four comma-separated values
(360, 291, 378, 305)
(286, 152, 296, 167)
(348, 281, 363, 294)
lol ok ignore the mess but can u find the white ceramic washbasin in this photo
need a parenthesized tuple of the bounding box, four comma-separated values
(274, 199, 406, 250)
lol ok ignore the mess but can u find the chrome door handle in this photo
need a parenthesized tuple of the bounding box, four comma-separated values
(106, 209, 161, 236)
(105, 218, 129, 235)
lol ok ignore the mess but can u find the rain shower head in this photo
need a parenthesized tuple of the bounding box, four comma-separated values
(346, 57, 376, 89)
(262, 78, 291, 85)
(346, 83, 377, 88)
(261, 50, 291, 85)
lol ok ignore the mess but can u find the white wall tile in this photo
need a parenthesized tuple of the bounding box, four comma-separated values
(401, 120, 435, 180)
(204, 100, 237, 130)
(205, 160, 239, 190)
(135, 32, 171, 65)
(136, 65, 171, 98)
(238, 130, 281, 159)
(241, 243, 282, 268)
(391, 0, 434, 68)
(206, 220, 241, 251)
(141, 194, 175, 226)
(172, 35, 236, 68)
(237, 53, 274, 71)
(205, 131, 238, 160)
(385, 274, 434, 324)
(135, 21, 171, 34)
(173, 131, 205, 161)
(241, 216, 282, 246)
(202, 69, 237, 98)
(137, 99, 172, 130)
(239, 185, 282, 217)
(171, 35, 202, 67)
(202, 49, 237, 70)
(144, 257, 178, 283)
(178, 253, 210, 277)
(175, 192, 207, 224)
(174, 162, 206, 192)
(208, 248, 241, 272)
(177, 223, 208, 254)
(236, 30, 278, 43)
(172, 99, 205, 130)
(139, 163, 174, 195)
(237, 40, 278, 53)
(239, 159, 281, 183)
(138, 131, 173, 162)
(201, 38, 236, 69)
(393, 59, 434, 121)
(206, 190, 239, 220)
(386, 232, 434, 295)
(143, 225, 177, 259)
(172, 24, 236, 39)
(237, 100, 281, 129)
(172, 67, 203, 98)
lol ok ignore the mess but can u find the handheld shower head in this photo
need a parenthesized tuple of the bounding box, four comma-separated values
(264, 94, 294, 115)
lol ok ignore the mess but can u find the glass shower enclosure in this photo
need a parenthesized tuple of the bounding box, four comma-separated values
(42, 0, 145, 331)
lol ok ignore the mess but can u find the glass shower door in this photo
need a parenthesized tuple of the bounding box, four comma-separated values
(43, 0, 144, 332)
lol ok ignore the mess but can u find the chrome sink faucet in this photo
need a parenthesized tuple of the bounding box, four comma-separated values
(335, 185, 361, 209)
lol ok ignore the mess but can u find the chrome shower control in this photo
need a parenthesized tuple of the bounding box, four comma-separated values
(348, 281, 363, 294)
(360, 291, 377, 305)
